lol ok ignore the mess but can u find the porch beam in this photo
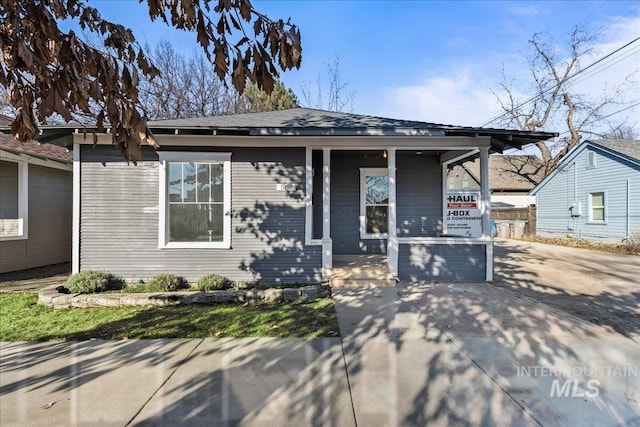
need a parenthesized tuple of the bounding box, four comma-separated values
(321, 147, 332, 279)
(387, 148, 398, 277)
(440, 148, 479, 166)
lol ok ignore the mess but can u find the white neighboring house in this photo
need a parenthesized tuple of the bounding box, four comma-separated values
(448, 155, 545, 208)
(0, 115, 73, 273)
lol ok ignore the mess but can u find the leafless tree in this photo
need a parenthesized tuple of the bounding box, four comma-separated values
(138, 41, 235, 120)
(604, 123, 639, 140)
(301, 55, 355, 112)
(492, 28, 637, 180)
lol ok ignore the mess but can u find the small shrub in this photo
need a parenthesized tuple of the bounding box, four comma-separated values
(197, 274, 231, 291)
(64, 271, 111, 293)
(146, 274, 188, 292)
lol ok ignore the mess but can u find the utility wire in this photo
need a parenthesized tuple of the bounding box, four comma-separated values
(480, 36, 640, 127)
(568, 47, 640, 88)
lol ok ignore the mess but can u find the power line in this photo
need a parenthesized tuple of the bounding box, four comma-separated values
(480, 36, 640, 127)
(568, 46, 640, 87)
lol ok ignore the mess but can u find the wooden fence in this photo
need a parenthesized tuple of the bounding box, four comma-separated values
(492, 205, 536, 236)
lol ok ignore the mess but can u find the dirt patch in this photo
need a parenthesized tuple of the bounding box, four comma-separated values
(493, 238, 640, 341)
(0, 263, 70, 292)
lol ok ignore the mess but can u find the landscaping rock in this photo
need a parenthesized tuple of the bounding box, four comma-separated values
(38, 284, 328, 309)
(263, 288, 284, 302)
(283, 288, 301, 302)
(300, 286, 319, 301)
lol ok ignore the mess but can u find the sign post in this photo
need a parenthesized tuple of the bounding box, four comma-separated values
(444, 191, 482, 237)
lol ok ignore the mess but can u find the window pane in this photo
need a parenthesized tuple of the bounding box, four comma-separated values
(211, 164, 224, 202)
(183, 163, 197, 202)
(592, 207, 604, 221)
(366, 176, 388, 204)
(168, 163, 182, 202)
(366, 206, 388, 234)
(197, 164, 210, 202)
(591, 192, 604, 207)
(169, 203, 224, 242)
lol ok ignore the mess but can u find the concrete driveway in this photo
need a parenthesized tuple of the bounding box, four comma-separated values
(493, 238, 640, 341)
(334, 283, 640, 426)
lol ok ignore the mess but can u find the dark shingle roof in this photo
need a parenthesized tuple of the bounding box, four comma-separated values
(0, 128, 72, 163)
(588, 139, 640, 163)
(147, 108, 556, 148)
(463, 155, 544, 191)
(0, 114, 12, 126)
(10, 107, 557, 151)
(148, 108, 442, 130)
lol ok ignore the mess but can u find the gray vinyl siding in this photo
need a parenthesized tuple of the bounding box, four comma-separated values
(312, 150, 323, 240)
(396, 153, 442, 237)
(0, 164, 72, 273)
(331, 151, 387, 255)
(536, 146, 640, 243)
(0, 160, 18, 219)
(397, 243, 486, 281)
(79, 145, 322, 283)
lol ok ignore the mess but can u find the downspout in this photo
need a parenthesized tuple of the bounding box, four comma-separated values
(573, 162, 581, 240)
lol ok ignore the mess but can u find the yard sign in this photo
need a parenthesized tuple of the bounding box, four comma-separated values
(444, 191, 482, 237)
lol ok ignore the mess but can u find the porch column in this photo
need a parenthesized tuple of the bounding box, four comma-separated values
(321, 147, 332, 279)
(72, 142, 80, 274)
(387, 147, 398, 277)
(479, 146, 493, 281)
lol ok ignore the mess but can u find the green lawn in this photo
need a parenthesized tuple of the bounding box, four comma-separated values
(0, 292, 340, 341)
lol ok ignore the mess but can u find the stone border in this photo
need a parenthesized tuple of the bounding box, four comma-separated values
(39, 284, 331, 309)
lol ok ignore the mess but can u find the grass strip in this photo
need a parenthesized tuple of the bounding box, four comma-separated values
(0, 292, 340, 341)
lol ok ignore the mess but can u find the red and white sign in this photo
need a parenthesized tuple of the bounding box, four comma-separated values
(444, 191, 482, 237)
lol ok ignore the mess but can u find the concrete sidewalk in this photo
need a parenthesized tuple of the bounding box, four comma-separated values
(1, 282, 639, 426)
(0, 338, 353, 426)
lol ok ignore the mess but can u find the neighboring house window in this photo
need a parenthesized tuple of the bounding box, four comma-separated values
(586, 151, 596, 169)
(589, 191, 605, 222)
(158, 152, 231, 248)
(0, 159, 28, 240)
(360, 168, 388, 239)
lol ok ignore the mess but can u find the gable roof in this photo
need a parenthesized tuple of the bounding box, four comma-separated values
(531, 139, 640, 195)
(26, 107, 556, 152)
(146, 108, 555, 150)
(0, 115, 72, 163)
(463, 155, 544, 191)
(587, 139, 640, 163)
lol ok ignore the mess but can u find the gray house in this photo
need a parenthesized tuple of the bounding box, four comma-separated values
(532, 139, 640, 243)
(38, 108, 554, 283)
(0, 116, 73, 273)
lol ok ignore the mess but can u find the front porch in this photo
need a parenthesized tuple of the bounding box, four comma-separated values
(330, 255, 395, 288)
(303, 143, 494, 283)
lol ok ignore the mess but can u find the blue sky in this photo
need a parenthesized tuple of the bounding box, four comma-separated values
(91, 0, 639, 132)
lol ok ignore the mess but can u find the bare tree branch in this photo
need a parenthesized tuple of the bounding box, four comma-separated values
(492, 27, 637, 183)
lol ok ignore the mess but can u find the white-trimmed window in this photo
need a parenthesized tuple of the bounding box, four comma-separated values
(159, 152, 231, 248)
(0, 158, 28, 240)
(588, 191, 605, 223)
(360, 168, 389, 239)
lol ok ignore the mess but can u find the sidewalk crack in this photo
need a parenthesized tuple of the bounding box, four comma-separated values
(125, 338, 205, 426)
